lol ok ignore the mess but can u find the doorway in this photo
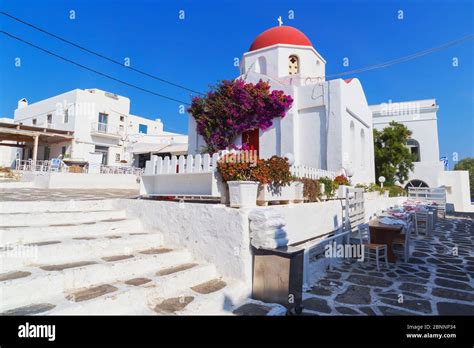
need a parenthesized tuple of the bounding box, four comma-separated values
(242, 128, 259, 156)
(94, 145, 109, 165)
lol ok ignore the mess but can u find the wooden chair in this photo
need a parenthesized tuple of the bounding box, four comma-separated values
(351, 224, 389, 271)
(415, 211, 432, 236)
(392, 218, 412, 263)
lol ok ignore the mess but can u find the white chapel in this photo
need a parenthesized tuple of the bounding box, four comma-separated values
(188, 25, 376, 184)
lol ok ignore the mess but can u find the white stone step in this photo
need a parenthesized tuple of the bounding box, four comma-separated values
(171, 278, 249, 315)
(0, 218, 144, 246)
(0, 199, 117, 214)
(47, 263, 218, 315)
(0, 249, 193, 312)
(0, 233, 164, 272)
(0, 209, 127, 227)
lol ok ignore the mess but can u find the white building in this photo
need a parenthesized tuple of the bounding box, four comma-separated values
(188, 25, 376, 184)
(0, 118, 17, 167)
(371, 99, 473, 212)
(12, 88, 187, 168)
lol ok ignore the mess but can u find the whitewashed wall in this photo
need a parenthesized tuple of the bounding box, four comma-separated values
(116, 196, 403, 288)
(19, 172, 139, 190)
(439, 170, 474, 212)
(115, 199, 253, 286)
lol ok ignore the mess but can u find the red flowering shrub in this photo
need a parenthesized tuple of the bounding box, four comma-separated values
(217, 154, 292, 187)
(188, 79, 293, 153)
(334, 175, 350, 186)
(217, 154, 271, 184)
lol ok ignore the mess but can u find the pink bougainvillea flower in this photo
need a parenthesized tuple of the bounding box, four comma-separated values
(188, 79, 293, 153)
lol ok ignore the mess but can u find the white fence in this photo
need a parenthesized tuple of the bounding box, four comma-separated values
(142, 151, 341, 198)
(145, 152, 340, 179)
(408, 186, 446, 217)
(290, 165, 340, 180)
(144, 153, 220, 175)
(301, 187, 363, 288)
(15, 159, 143, 176)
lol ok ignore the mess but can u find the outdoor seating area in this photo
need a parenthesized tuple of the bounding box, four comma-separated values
(301, 212, 474, 316)
(350, 194, 448, 271)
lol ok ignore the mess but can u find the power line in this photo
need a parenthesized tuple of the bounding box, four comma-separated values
(0, 11, 204, 96)
(315, 34, 474, 80)
(0, 30, 190, 105)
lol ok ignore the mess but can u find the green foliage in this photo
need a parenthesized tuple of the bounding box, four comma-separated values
(386, 185, 406, 197)
(298, 178, 321, 202)
(355, 183, 406, 197)
(454, 157, 474, 197)
(373, 121, 415, 185)
(319, 176, 337, 197)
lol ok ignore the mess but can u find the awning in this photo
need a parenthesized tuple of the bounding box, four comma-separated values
(158, 143, 188, 155)
(130, 142, 169, 154)
(131, 142, 188, 155)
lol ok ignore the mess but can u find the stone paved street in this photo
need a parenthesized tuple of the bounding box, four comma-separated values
(0, 188, 139, 201)
(301, 214, 474, 315)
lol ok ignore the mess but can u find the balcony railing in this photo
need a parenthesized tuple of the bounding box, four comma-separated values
(40, 122, 56, 129)
(91, 122, 121, 136)
(15, 159, 143, 175)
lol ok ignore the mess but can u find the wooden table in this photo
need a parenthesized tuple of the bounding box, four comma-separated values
(368, 219, 404, 262)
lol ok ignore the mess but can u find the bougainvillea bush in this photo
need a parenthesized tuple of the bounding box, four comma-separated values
(188, 79, 293, 153)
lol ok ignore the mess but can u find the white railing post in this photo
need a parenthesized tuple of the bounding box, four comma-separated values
(156, 157, 163, 174)
(163, 156, 171, 174)
(203, 154, 211, 172)
(186, 155, 194, 173)
(178, 155, 186, 173)
(211, 153, 219, 169)
(194, 154, 202, 173)
(170, 156, 178, 174)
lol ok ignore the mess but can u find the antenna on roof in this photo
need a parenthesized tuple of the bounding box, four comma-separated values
(277, 16, 283, 26)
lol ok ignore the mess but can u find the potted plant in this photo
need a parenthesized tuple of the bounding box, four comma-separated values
(319, 176, 336, 199)
(256, 156, 303, 205)
(217, 154, 270, 208)
(334, 175, 351, 198)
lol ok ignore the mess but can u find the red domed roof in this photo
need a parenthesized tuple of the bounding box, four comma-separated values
(249, 26, 313, 51)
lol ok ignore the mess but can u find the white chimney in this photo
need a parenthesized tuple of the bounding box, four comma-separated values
(17, 98, 28, 109)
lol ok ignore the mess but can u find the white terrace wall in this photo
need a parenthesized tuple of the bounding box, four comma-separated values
(114, 199, 253, 287)
(255, 196, 404, 245)
(20, 172, 139, 190)
(116, 196, 403, 287)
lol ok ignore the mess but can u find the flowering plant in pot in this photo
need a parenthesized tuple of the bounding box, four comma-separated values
(334, 175, 352, 198)
(217, 153, 270, 208)
(256, 156, 303, 204)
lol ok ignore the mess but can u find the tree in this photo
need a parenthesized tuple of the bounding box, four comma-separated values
(373, 121, 415, 185)
(454, 157, 474, 198)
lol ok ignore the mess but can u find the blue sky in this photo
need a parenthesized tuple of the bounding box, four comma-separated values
(0, 0, 473, 166)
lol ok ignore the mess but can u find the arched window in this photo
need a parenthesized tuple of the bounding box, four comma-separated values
(407, 139, 421, 162)
(360, 128, 365, 169)
(349, 121, 355, 168)
(405, 180, 429, 189)
(289, 55, 299, 75)
(255, 56, 267, 75)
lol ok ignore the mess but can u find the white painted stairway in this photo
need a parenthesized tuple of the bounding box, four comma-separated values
(0, 200, 247, 315)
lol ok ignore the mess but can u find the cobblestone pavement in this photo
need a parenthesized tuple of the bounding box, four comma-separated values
(301, 215, 474, 315)
(0, 188, 139, 201)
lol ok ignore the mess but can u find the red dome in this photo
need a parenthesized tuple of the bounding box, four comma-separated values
(249, 26, 313, 51)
